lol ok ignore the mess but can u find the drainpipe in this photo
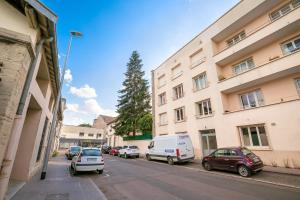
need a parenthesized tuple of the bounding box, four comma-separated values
(16, 37, 53, 115)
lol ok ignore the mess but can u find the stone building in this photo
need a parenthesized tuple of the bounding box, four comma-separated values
(0, 0, 62, 198)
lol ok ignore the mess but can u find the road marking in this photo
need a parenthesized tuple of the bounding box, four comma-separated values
(177, 166, 300, 189)
(88, 178, 108, 200)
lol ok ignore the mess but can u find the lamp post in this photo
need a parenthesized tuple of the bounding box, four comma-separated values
(41, 31, 82, 180)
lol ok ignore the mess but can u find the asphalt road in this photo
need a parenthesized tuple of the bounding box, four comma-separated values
(84, 155, 300, 200)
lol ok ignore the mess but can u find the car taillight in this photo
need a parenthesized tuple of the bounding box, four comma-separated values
(245, 157, 253, 165)
(176, 149, 180, 157)
(77, 155, 81, 162)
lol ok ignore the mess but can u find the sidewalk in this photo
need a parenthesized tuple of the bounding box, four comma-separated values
(10, 155, 107, 200)
(193, 159, 300, 176)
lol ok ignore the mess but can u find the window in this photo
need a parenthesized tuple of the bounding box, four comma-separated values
(173, 84, 184, 100)
(97, 133, 102, 138)
(175, 107, 185, 122)
(193, 72, 207, 91)
(196, 99, 212, 117)
(233, 58, 255, 75)
(295, 78, 300, 93)
(270, 0, 300, 21)
(159, 112, 168, 125)
(226, 31, 246, 47)
(158, 92, 167, 105)
(82, 149, 102, 156)
(240, 125, 269, 147)
(79, 132, 84, 137)
(240, 90, 264, 109)
(171, 64, 182, 79)
(158, 75, 166, 88)
(88, 133, 94, 137)
(281, 36, 300, 54)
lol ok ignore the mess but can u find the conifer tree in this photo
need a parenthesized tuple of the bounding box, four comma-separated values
(114, 51, 151, 136)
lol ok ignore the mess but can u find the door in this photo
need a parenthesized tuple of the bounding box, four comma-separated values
(200, 129, 217, 157)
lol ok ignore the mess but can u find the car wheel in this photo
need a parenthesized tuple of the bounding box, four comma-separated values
(167, 157, 174, 165)
(97, 169, 103, 174)
(146, 154, 151, 161)
(238, 165, 251, 177)
(203, 162, 212, 171)
(124, 153, 128, 159)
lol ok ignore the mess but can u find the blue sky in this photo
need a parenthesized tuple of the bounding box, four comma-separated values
(42, 0, 239, 125)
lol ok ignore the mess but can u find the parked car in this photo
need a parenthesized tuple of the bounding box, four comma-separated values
(145, 134, 195, 165)
(101, 146, 111, 154)
(109, 146, 122, 156)
(65, 146, 81, 160)
(118, 145, 140, 158)
(70, 147, 104, 175)
(202, 147, 263, 177)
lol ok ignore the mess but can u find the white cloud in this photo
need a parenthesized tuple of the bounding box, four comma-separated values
(66, 103, 79, 112)
(64, 69, 73, 83)
(70, 84, 97, 98)
(84, 99, 117, 117)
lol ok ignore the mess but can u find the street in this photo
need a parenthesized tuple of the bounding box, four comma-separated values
(84, 155, 300, 200)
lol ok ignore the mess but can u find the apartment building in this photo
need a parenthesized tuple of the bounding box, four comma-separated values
(0, 0, 62, 198)
(60, 125, 105, 148)
(152, 0, 300, 168)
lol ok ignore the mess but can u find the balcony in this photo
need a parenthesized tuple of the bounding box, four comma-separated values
(214, 7, 300, 66)
(218, 50, 300, 93)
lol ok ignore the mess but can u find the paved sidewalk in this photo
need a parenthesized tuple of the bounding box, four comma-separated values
(11, 155, 107, 200)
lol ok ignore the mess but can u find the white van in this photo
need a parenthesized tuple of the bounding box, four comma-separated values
(145, 134, 194, 165)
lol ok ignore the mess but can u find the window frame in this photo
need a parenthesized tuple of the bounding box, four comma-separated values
(88, 133, 94, 137)
(226, 31, 246, 47)
(174, 107, 185, 122)
(193, 72, 208, 91)
(269, 0, 300, 21)
(196, 99, 213, 117)
(239, 124, 269, 147)
(232, 57, 255, 75)
(173, 84, 184, 100)
(79, 132, 84, 137)
(239, 89, 264, 109)
(159, 112, 168, 126)
(281, 35, 300, 55)
(295, 78, 300, 95)
(158, 92, 167, 106)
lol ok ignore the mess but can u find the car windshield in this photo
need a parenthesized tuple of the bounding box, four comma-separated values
(82, 149, 102, 156)
(129, 146, 138, 149)
(241, 148, 252, 156)
(70, 147, 81, 152)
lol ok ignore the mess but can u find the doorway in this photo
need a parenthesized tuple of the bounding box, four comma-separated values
(200, 129, 217, 157)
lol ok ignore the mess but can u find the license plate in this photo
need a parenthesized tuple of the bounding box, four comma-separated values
(87, 158, 97, 162)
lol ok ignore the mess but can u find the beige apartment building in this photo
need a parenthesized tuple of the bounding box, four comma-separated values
(152, 0, 300, 168)
(0, 0, 62, 199)
(60, 125, 105, 148)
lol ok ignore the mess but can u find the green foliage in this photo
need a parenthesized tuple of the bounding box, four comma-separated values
(78, 123, 92, 127)
(114, 51, 151, 136)
(137, 113, 152, 132)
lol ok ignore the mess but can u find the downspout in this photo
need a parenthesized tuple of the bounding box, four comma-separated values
(16, 5, 52, 115)
(151, 70, 156, 137)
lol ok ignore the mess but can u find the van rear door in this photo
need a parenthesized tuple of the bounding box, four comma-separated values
(177, 135, 194, 160)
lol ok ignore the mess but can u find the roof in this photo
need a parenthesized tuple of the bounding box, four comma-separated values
(98, 115, 116, 124)
(7, 0, 62, 119)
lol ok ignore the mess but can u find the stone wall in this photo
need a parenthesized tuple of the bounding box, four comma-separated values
(0, 41, 31, 168)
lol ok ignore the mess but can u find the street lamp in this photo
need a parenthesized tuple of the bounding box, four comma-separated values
(41, 31, 82, 180)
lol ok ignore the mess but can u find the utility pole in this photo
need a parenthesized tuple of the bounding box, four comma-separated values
(41, 31, 82, 180)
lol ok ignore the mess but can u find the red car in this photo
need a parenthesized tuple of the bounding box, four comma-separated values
(109, 146, 122, 156)
(202, 147, 263, 177)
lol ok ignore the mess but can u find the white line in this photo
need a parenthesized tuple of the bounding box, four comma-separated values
(88, 178, 108, 200)
(178, 166, 300, 189)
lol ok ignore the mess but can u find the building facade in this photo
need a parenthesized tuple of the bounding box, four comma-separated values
(60, 125, 105, 148)
(152, 0, 300, 168)
(0, 0, 62, 198)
